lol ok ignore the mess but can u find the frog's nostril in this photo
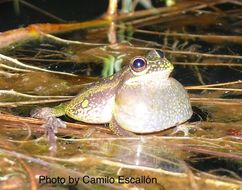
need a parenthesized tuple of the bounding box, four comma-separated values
(156, 50, 164, 58)
(131, 57, 147, 72)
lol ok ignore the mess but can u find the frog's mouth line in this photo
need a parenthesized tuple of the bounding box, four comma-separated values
(125, 69, 172, 85)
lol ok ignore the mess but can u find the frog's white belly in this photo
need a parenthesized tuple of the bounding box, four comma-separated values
(113, 78, 193, 133)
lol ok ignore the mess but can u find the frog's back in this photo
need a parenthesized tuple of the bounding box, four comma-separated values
(113, 77, 192, 133)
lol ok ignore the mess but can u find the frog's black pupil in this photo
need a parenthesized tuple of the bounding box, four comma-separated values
(133, 58, 145, 69)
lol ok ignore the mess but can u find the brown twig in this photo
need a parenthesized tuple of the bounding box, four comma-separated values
(187, 80, 242, 88)
(0, 99, 71, 107)
(187, 87, 242, 92)
(190, 98, 242, 105)
(0, 113, 111, 134)
(134, 29, 242, 44)
(174, 62, 242, 67)
(18, 159, 38, 190)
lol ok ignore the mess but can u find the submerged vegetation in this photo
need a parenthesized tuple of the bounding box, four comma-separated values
(0, 0, 241, 189)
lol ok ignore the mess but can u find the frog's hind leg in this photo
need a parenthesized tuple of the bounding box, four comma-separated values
(109, 117, 136, 137)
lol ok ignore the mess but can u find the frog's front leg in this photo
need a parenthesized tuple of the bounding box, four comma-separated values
(109, 117, 137, 136)
(31, 103, 67, 131)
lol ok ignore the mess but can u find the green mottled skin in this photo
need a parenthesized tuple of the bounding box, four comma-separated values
(50, 49, 192, 135)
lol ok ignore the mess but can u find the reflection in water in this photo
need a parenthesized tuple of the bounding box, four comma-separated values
(111, 137, 186, 173)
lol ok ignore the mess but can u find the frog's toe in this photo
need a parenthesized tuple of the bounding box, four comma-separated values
(42, 117, 66, 133)
(171, 123, 202, 136)
(40, 116, 66, 153)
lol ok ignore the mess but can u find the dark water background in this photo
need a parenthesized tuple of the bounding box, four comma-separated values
(0, 0, 169, 30)
(0, 0, 108, 31)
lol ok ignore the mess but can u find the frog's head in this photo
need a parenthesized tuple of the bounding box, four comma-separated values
(128, 49, 174, 81)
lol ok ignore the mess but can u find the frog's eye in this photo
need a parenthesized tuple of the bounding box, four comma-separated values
(130, 57, 147, 72)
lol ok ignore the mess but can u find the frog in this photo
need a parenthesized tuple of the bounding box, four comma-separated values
(31, 49, 193, 136)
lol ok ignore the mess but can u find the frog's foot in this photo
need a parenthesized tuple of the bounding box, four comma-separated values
(31, 107, 66, 131)
(171, 122, 202, 136)
(41, 116, 66, 133)
(109, 118, 137, 137)
(31, 107, 66, 133)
